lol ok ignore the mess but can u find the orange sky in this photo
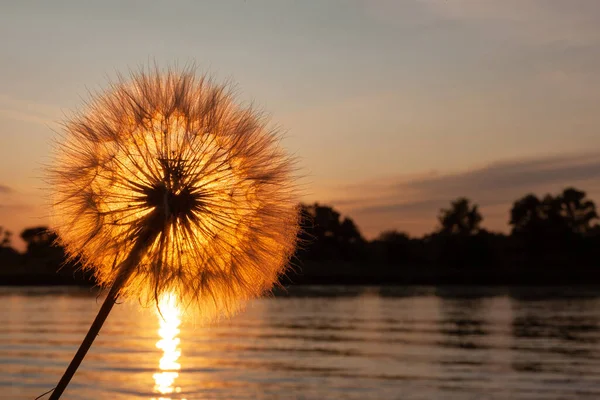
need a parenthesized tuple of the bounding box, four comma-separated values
(2, 1, 600, 249)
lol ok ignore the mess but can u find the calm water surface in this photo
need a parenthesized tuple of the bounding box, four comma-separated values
(1, 285, 600, 399)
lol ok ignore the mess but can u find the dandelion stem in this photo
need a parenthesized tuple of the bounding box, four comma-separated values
(48, 226, 160, 400)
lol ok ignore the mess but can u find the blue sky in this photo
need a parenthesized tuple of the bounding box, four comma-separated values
(2, 0, 600, 247)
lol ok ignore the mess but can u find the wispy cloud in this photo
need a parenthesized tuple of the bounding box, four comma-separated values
(403, 153, 600, 199)
(0, 184, 12, 194)
(418, 0, 600, 47)
(329, 152, 600, 237)
(0, 94, 62, 125)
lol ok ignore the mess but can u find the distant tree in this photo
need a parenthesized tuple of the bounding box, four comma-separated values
(339, 218, 363, 245)
(431, 198, 496, 270)
(377, 230, 410, 243)
(372, 230, 413, 266)
(311, 204, 341, 239)
(557, 188, 598, 234)
(509, 188, 599, 270)
(0, 226, 20, 268)
(296, 203, 365, 261)
(20, 227, 58, 256)
(18, 226, 92, 281)
(509, 194, 544, 234)
(438, 198, 482, 235)
(0, 227, 12, 248)
(510, 188, 597, 236)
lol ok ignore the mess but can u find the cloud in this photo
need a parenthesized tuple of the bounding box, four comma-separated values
(404, 153, 600, 200)
(329, 152, 600, 237)
(0, 184, 12, 194)
(0, 94, 61, 125)
(418, 0, 600, 47)
(358, 198, 447, 216)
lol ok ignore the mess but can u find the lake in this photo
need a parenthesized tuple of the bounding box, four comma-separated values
(1, 285, 600, 399)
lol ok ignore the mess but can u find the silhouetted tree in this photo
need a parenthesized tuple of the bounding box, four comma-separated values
(296, 203, 366, 262)
(339, 218, 363, 245)
(20, 227, 66, 274)
(438, 198, 482, 235)
(509, 188, 598, 270)
(371, 230, 413, 266)
(0, 227, 12, 248)
(20, 227, 59, 257)
(432, 198, 495, 271)
(557, 188, 598, 234)
(510, 189, 597, 236)
(378, 230, 410, 243)
(0, 226, 20, 268)
(17, 226, 91, 282)
(5, 186, 600, 286)
(510, 194, 544, 234)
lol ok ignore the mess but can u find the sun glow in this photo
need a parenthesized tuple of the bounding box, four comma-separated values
(152, 293, 185, 400)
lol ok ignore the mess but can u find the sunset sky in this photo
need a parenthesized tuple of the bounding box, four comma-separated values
(2, 1, 600, 249)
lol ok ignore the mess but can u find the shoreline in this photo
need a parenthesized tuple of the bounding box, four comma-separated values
(2, 272, 600, 286)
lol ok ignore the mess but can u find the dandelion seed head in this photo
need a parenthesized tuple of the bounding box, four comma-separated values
(50, 66, 299, 321)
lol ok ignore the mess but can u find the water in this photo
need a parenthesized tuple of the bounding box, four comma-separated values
(2, 286, 600, 400)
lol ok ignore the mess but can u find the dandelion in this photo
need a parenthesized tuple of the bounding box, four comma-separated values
(45, 66, 299, 399)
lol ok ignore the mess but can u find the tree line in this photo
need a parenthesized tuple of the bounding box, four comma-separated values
(293, 187, 600, 284)
(1, 186, 599, 285)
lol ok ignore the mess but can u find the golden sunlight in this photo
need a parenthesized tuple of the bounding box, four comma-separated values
(152, 293, 185, 400)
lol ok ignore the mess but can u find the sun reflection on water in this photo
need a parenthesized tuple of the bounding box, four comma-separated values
(152, 293, 185, 400)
